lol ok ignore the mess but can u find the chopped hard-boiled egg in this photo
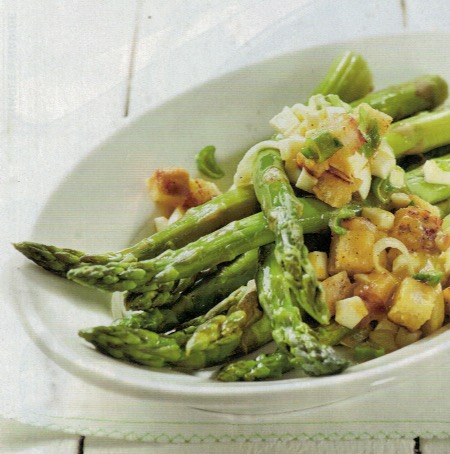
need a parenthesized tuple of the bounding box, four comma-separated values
(295, 167, 318, 193)
(423, 159, 450, 185)
(335, 296, 369, 329)
(361, 207, 395, 231)
(369, 139, 396, 179)
(269, 106, 301, 136)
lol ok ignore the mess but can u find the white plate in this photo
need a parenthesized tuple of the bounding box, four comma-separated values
(13, 32, 450, 415)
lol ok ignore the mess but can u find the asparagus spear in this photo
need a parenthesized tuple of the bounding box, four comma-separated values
(84, 323, 243, 370)
(351, 75, 448, 121)
(217, 351, 293, 382)
(311, 52, 445, 116)
(79, 325, 184, 367)
(217, 322, 352, 381)
(385, 107, 450, 158)
(67, 197, 360, 292)
(11, 243, 86, 278)
(80, 280, 264, 369)
(184, 281, 261, 354)
(120, 248, 259, 331)
(312, 50, 373, 103)
(252, 147, 329, 324)
(68, 213, 271, 292)
(14, 185, 258, 276)
(256, 245, 348, 376)
(81, 298, 352, 375)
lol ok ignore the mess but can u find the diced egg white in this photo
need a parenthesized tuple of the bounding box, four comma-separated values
(269, 107, 301, 136)
(389, 166, 406, 188)
(335, 296, 369, 329)
(295, 167, 318, 193)
(423, 160, 450, 185)
(358, 167, 372, 199)
(351, 159, 371, 200)
(369, 139, 396, 179)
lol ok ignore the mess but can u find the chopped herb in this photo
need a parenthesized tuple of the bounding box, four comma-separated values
(358, 105, 381, 157)
(196, 145, 225, 179)
(301, 130, 343, 163)
(329, 206, 358, 235)
(412, 271, 444, 286)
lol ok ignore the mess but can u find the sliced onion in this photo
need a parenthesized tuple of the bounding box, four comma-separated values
(232, 140, 280, 188)
(372, 237, 411, 274)
(111, 291, 127, 320)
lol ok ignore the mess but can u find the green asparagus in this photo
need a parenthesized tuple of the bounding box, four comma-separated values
(79, 325, 183, 368)
(120, 249, 259, 331)
(12, 243, 85, 278)
(351, 75, 448, 121)
(256, 245, 348, 376)
(217, 322, 352, 381)
(80, 280, 265, 370)
(313, 53, 447, 118)
(312, 50, 373, 103)
(68, 212, 272, 292)
(14, 185, 258, 276)
(253, 147, 329, 325)
(67, 198, 360, 292)
(217, 351, 293, 382)
(385, 107, 450, 157)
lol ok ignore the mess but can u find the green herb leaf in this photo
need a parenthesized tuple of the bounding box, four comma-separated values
(196, 145, 225, 179)
(412, 271, 444, 286)
(301, 130, 343, 163)
(329, 206, 357, 235)
(358, 105, 381, 157)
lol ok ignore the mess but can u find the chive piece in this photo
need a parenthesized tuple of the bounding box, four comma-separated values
(301, 130, 343, 163)
(358, 105, 381, 157)
(412, 271, 444, 286)
(196, 145, 225, 179)
(329, 206, 358, 235)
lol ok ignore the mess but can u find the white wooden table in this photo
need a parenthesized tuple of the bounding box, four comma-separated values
(3, 1, 450, 452)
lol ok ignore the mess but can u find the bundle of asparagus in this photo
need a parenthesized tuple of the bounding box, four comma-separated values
(14, 51, 450, 382)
